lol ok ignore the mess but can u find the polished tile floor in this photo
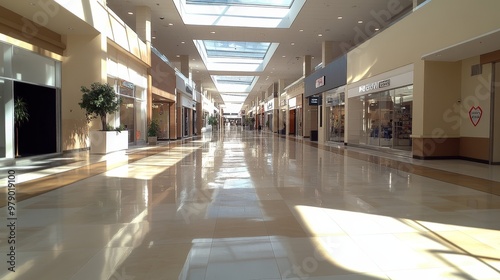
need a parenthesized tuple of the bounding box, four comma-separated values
(1, 128, 500, 280)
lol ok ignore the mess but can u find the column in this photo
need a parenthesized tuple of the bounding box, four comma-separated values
(180, 55, 189, 79)
(322, 41, 334, 67)
(303, 55, 312, 77)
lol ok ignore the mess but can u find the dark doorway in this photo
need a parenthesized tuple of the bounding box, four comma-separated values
(14, 81, 57, 157)
(289, 109, 296, 135)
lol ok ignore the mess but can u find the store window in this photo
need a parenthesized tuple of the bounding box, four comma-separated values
(326, 92, 345, 143)
(152, 102, 170, 139)
(0, 41, 61, 159)
(348, 85, 413, 150)
(108, 78, 146, 144)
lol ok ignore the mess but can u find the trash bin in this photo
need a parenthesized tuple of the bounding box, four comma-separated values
(311, 130, 318, 141)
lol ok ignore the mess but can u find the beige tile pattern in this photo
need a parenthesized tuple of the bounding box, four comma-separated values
(1, 130, 500, 279)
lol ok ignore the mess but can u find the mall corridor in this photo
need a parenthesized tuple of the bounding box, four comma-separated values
(2, 129, 500, 280)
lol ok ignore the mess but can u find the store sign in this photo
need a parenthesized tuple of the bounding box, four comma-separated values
(289, 97, 296, 108)
(309, 96, 322, 106)
(378, 79, 390, 88)
(280, 99, 287, 106)
(359, 79, 391, 93)
(121, 80, 134, 89)
(315, 76, 325, 88)
(469, 106, 482, 126)
(266, 100, 274, 111)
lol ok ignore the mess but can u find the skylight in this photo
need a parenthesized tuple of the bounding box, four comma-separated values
(211, 75, 257, 93)
(174, 0, 305, 28)
(195, 40, 278, 72)
(186, 0, 294, 8)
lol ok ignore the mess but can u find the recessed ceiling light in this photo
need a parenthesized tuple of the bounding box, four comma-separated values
(181, 41, 185, 44)
(152, 36, 156, 39)
(210, 31, 216, 34)
(128, 12, 134, 15)
(291, 42, 295, 45)
(375, 28, 379, 31)
(299, 29, 304, 32)
(358, 20, 363, 24)
(168, 23, 173, 26)
(282, 55, 286, 58)
(318, 34, 323, 37)
(337, 16, 343, 20)
(176, 55, 180, 57)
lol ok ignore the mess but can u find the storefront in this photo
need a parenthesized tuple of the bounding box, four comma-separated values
(151, 46, 177, 140)
(347, 66, 413, 151)
(176, 74, 195, 138)
(265, 98, 275, 131)
(304, 55, 347, 142)
(283, 78, 305, 137)
(107, 46, 148, 145)
(325, 87, 345, 143)
(0, 40, 61, 160)
(285, 95, 304, 136)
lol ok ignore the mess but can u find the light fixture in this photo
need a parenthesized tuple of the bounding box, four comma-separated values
(299, 29, 304, 32)
(358, 20, 363, 23)
(128, 12, 134, 15)
(168, 23, 173, 26)
(152, 36, 156, 39)
(181, 41, 185, 44)
(318, 34, 323, 37)
(337, 16, 343, 20)
(210, 31, 216, 34)
(291, 42, 295, 45)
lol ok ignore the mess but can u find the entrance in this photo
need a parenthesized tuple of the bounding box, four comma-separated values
(289, 109, 296, 135)
(14, 81, 58, 157)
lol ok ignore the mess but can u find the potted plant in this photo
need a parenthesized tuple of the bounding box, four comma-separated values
(208, 115, 218, 131)
(14, 97, 30, 157)
(79, 82, 127, 154)
(147, 119, 160, 145)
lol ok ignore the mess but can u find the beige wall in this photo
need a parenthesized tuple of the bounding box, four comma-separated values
(61, 34, 106, 151)
(422, 60, 461, 137)
(460, 57, 492, 137)
(347, 0, 500, 138)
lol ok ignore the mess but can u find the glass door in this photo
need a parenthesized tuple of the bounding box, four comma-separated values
(120, 96, 135, 143)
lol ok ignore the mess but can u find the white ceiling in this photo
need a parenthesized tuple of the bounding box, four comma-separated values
(3, 0, 415, 109)
(106, 0, 415, 109)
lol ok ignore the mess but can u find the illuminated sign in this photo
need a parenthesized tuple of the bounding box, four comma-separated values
(359, 79, 391, 93)
(315, 76, 325, 88)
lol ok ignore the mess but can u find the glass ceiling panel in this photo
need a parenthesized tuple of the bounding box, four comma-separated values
(186, 0, 294, 8)
(219, 93, 249, 103)
(195, 40, 277, 72)
(204, 41, 270, 59)
(215, 76, 254, 85)
(175, 0, 305, 28)
(212, 75, 257, 93)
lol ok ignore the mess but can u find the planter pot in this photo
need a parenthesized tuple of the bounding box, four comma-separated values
(148, 136, 158, 145)
(89, 130, 129, 154)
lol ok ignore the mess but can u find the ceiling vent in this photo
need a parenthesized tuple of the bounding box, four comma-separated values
(471, 64, 482, 76)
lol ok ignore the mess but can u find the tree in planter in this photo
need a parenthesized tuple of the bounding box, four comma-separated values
(208, 115, 218, 130)
(78, 82, 121, 131)
(147, 119, 161, 144)
(14, 97, 30, 157)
